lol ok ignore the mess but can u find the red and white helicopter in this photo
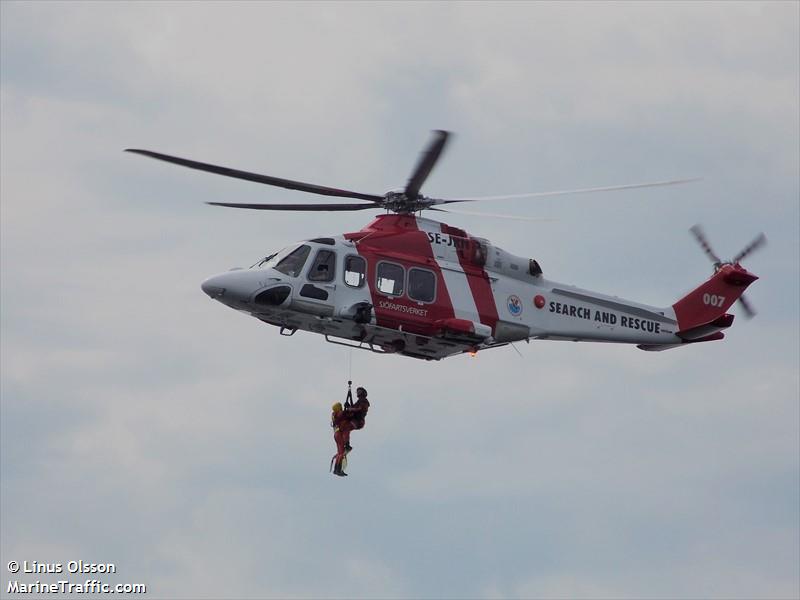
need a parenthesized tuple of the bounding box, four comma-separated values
(127, 131, 764, 361)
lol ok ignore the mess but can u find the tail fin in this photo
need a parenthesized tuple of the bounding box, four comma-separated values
(672, 264, 758, 332)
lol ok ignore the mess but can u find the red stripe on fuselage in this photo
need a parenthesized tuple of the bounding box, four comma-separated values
(346, 215, 455, 335)
(439, 223, 499, 330)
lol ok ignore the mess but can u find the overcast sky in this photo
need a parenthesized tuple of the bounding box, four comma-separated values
(1, 2, 798, 599)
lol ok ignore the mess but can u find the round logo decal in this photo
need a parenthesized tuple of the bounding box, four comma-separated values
(507, 295, 523, 317)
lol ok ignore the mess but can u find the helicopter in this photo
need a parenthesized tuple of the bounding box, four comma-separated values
(126, 131, 764, 361)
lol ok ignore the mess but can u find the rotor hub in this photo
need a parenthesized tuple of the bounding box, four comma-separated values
(383, 191, 433, 214)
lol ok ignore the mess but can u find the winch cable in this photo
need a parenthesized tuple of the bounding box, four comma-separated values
(345, 350, 353, 407)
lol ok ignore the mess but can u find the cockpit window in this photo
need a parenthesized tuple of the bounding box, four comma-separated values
(253, 253, 278, 268)
(274, 244, 311, 277)
(253, 244, 298, 270)
(308, 249, 336, 282)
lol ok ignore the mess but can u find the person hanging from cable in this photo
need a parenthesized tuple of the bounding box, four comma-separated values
(343, 386, 370, 446)
(331, 401, 349, 477)
(330, 382, 371, 477)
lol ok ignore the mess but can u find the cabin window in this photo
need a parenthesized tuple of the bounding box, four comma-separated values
(308, 249, 336, 282)
(408, 268, 436, 303)
(274, 244, 311, 277)
(377, 262, 404, 296)
(344, 255, 366, 288)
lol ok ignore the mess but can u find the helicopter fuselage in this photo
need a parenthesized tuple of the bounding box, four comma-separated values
(200, 215, 754, 360)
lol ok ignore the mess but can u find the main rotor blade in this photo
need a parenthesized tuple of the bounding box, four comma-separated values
(433, 177, 702, 204)
(126, 149, 384, 202)
(405, 130, 450, 200)
(207, 201, 382, 211)
(732, 232, 767, 264)
(689, 224, 722, 264)
(738, 295, 756, 318)
(430, 207, 556, 222)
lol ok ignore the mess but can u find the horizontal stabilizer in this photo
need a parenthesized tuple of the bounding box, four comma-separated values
(678, 313, 734, 341)
(638, 331, 725, 352)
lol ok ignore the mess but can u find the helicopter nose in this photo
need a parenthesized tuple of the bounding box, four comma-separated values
(201, 274, 227, 299)
(201, 270, 256, 304)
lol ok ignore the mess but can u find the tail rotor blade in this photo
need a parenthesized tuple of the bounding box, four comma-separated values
(732, 232, 767, 264)
(738, 295, 757, 318)
(405, 130, 450, 200)
(690, 224, 722, 265)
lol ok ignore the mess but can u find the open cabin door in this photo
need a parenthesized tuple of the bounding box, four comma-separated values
(292, 248, 338, 317)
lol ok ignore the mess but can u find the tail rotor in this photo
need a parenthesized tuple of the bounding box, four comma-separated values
(737, 294, 757, 319)
(689, 224, 722, 267)
(689, 225, 766, 318)
(732, 232, 767, 264)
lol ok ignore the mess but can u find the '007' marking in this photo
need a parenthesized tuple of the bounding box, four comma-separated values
(702, 293, 726, 307)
